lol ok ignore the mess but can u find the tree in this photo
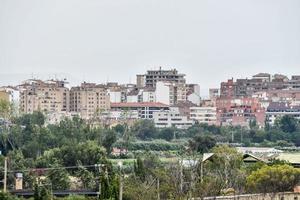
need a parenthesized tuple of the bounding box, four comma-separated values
(47, 163, 70, 190)
(276, 115, 298, 133)
(102, 129, 117, 154)
(0, 191, 19, 200)
(159, 128, 175, 141)
(0, 99, 11, 120)
(247, 164, 300, 193)
(131, 120, 158, 140)
(204, 145, 246, 193)
(76, 164, 95, 189)
(134, 157, 146, 180)
(188, 134, 216, 153)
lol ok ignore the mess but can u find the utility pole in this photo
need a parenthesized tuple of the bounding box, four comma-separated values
(118, 161, 123, 200)
(157, 178, 160, 200)
(180, 162, 183, 194)
(4, 157, 7, 192)
(119, 174, 123, 200)
(200, 161, 203, 183)
(98, 165, 101, 199)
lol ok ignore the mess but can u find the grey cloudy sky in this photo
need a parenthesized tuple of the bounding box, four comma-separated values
(1, 0, 300, 95)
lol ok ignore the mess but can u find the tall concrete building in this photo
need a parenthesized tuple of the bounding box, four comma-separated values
(19, 79, 69, 114)
(137, 67, 186, 88)
(70, 82, 110, 119)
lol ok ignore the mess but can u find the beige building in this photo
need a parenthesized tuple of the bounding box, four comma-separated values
(190, 106, 217, 125)
(0, 91, 9, 102)
(70, 82, 110, 119)
(19, 79, 69, 114)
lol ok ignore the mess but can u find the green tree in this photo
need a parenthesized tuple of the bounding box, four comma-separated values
(247, 164, 300, 193)
(0, 99, 11, 120)
(276, 115, 298, 133)
(0, 191, 19, 200)
(102, 129, 117, 154)
(159, 128, 175, 141)
(188, 134, 216, 153)
(76, 164, 95, 189)
(131, 120, 158, 140)
(204, 145, 246, 192)
(47, 163, 70, 190)
(134, 157, 146, 180)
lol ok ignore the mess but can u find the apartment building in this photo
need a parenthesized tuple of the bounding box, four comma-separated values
(266, 102, 300, 125)
(155, 81, 187, 105)
(137, 67, 186, 88)
(70, 82, 110, 119)
(0, 86, 20, 105)
(111, 102, 169, 119)
(190, 107, 217, 125)
(220, 74, 300, 98)
(216, 97, 265, 127)
(19, 79, 69, 114)
(153, 108, 194, 129)
(209, 88, 220, 100)
(0, 91, 9, 102)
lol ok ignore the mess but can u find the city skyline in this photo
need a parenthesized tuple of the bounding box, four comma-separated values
(1, 0, 300, 94)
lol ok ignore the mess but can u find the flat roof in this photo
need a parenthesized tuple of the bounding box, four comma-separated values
(111, 102, 169, 108)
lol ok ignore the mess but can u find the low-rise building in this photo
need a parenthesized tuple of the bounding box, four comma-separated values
(190, 106, 217, 125)
(153, 108, 194, 129)
(111, 102, 169, 119)
(266, 102, 300, 125)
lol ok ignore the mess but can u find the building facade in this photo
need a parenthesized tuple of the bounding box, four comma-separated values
(111, 102, 169, 119)
(70, 82, 110, 119)
(19, 79, 69, 114)
(137, 67, 186, 88)
(190, 106, 217, 125)
(153, 108, 194, 129)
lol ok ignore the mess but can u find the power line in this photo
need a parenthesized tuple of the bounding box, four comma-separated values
(1, 163, 114, 174)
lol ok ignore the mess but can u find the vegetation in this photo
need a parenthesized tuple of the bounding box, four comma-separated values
(1, 102, 300, 199)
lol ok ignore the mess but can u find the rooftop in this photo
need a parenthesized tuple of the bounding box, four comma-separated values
(111, 102, 169, 108)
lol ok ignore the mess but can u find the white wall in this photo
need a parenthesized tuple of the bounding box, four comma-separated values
(109, 91, 122, 103)
(188, 93, 201, 105)
(155, 82, 170, 105)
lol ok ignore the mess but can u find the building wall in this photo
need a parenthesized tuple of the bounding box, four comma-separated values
(190, 107, 217, 125)
(153, 109, 194, 129)
(156, 82, 171, 105)
(70, 83, 110, 119)
(19, 80, 69, 114)
(142, 91, 156, 102)
(0, 91, 9, 102)
(109, 90, 122, 103)
(203, 192, 300, 200)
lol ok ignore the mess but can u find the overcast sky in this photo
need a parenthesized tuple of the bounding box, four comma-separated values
(1, 0, 300, 95)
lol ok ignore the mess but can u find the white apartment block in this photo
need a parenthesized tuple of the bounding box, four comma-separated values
(153, 108, 194, 129)
(190, 107, 217, 125)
